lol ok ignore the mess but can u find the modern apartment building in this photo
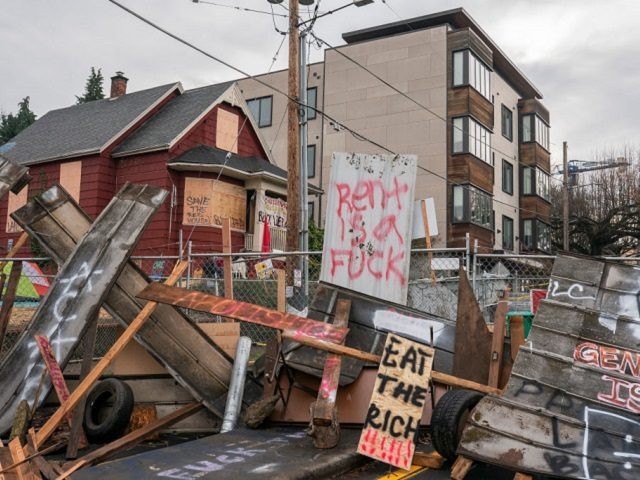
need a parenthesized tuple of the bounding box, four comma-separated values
(238, 8, 551, 253)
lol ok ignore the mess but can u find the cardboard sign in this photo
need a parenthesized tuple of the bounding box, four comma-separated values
(357, 333, 434, 470)
(320, 152, 417, 304)
(254, 259, 274, 279)
(182, 177, 246, 230)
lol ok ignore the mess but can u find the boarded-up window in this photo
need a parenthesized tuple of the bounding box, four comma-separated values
(59, 161, 82, 202)
(6, 186, 28, 233)
(183, 177, 246, 231)
(216, 108, 239, 153)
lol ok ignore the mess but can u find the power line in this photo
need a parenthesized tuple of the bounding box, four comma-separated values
(193, 0, 288, 17)
(106, 0, 551, 221)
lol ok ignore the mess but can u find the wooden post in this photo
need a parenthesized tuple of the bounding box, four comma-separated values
(510, 315, 525, 363)
(420, 200, 437, 286)
(309, 299, 350, 449)
(1, 232, 29, 269)
(222, 218, 233, 300)
(488, 288, 510, 388)
(34, 261, 188, 449)
(276, 269, 286, 313)
(0, 260, 23, 348)
(451, 456, 473, 479)
(7, 438, 34, 480)
(66, 314, 99, 459)
(285, 0, 300, 289)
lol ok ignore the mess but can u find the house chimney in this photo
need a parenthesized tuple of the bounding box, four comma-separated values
(110, 71, 128, 98)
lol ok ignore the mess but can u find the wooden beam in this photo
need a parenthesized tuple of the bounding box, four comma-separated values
(412, 451, 445, 469)
(0, 260, 22, 347)
(137, 284, 348, 344)
(55, 403, 203, 480)
(34, 260, 189, 449)
(7, 438, 35, 480)
(451, 455, 473, 480)
(1, 232, 29, 269)
(310, 299, 350, 448)
(222, 218, 233, 300)
(420, 199, 437, 286)
(66, 314, 98, 459)
(510, 315, 525, 363)
(276, 269, 285, 313)
(488, 288, 510, 388)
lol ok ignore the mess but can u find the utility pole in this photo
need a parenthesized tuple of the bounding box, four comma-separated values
(286, 0, 300, 302)
(562, 141, 569, 251)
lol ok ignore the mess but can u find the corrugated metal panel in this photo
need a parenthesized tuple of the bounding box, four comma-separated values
(320, 152, 417, 305)
(0, 184, 166, 434)
(458, 254, 640, 478)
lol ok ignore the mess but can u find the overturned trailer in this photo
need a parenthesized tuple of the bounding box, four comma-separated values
(459, 254, 640, 478)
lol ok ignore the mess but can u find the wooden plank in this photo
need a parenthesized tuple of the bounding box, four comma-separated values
(357, 334, 435, 470)
(310, 299, 350, 448)
(0, 260, 22, 347)
(34, 260, 189, 449)
(509, 315, 525, 363)
(55, 403, 204, 480)
(0, 233, 29, 270)
(0, 441, 19, 480)
(420, 200, 436, 286)
(488, 288, 510, 388)
(137, 283, 348, 344)
(222, 218, 233, 300)
(66, 315, 98, 459)
(453, 267, 492, 385)
(513, 474, 532, 480)
(7, 439, 33, 480)
(276, 269, 285, 313)
(450, 456, 473, 480)
(412, 451, 445, 469)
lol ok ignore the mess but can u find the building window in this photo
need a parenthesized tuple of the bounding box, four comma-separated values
(522, 166, 550, 200)
(452, 185, 493, 229)
(307, 144, 316, 178)
(306, 87, 317, 120)
(502, 216, 514, 251)
(502, 159, 513, 195)
(501, 105, 513, 141)
(452, 116, 492, 164)
(452, 49, 491, 100)
(522, 218, 550, 252)
(308, 202, 315, 222)
(521, 113, 550, 150)
(247, 95, 272, 128)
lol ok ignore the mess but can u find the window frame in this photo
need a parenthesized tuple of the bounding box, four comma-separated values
(451, 116, 492, 165)
(451, 49, 492, 100)
(521, 166, 550, 201)
(502, 159, 514, 195)
(501, 105, 513, 142)
(521, 113, 550, 151)
(306, 144, 316, 179)
(502, 215, 514, 251)
(521, 218, 551, 252)
(451, 184, 493, 230)
(306, 87, 317, 120)
(307, 202, 315, 222)
(246, 95, 273, 128)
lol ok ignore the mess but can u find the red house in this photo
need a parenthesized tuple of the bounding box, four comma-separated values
(0, 73, 301, 258)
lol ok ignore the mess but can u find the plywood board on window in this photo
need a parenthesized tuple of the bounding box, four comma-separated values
(60, 160, 82, 202)
(216, 108, 239, 153)
(5, 186, 28, 233)
(183, 177, 246, 231)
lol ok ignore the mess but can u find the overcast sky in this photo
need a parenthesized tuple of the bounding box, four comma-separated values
(1, 0, 638, 166)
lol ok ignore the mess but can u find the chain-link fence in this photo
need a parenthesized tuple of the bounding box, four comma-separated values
(2, 251, 638, 361)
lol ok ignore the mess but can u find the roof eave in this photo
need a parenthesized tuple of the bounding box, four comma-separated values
(18, 148, 102, 166)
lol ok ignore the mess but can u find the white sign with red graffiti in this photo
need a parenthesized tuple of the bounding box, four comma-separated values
(320, 152, 417, 304)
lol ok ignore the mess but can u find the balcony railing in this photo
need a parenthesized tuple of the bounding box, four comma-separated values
(243, 226, 287, 252)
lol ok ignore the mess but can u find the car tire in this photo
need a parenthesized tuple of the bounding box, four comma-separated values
(83, 378, 134, 443)
(431, 388, 484, 460)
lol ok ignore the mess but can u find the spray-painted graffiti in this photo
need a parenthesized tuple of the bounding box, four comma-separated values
(320, 153, 416, 304)
(548, 280, 596, 302)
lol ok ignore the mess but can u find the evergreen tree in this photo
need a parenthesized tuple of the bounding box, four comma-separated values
(76, 67, 105, 104)
(0, 96, 37, 144)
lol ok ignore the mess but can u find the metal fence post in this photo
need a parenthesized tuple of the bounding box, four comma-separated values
(465, 233, 470, 275)
(472, 238, 478, 295)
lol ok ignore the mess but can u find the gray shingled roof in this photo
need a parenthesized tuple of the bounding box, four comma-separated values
(1, 83, 179, 165)
(112, 82, 234, 157)
(169, 145, 287, 179)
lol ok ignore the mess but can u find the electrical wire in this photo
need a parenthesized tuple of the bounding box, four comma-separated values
(194, 0, 287, 17)
(106, 0, 552, 221)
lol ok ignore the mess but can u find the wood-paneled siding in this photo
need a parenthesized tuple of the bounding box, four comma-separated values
(448, 223, 493, 250)
(448, 154, 494, 192)
(520, 196, 551, 221)
(448, 87, 494, 129)
(518, 98, 549, 124)
(447, 29, 492, 67)
(519, 142, 550, 171)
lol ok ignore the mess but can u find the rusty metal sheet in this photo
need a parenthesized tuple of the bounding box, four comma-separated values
(320, 152, 417, 304)
(11, 185, 237, 420)
(452, 266, 492, 384)
(283, 282, 456, 386)
(137, 283, 349, 343)
(0, 183, 166, 434)
(459, 254, 640, 478)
